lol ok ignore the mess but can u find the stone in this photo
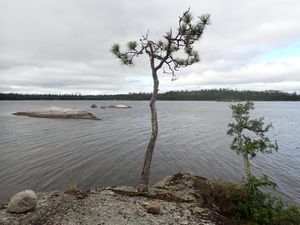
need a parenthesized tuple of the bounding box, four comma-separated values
(100, 190, 115, 195)
(7, 190, 38, 213)
(150, 172, 199, 203)
(190, 206, 206, 214)
(90, 104, 97, 108)
(146, 201, 160, 214)
(153, 175, 173, 188)
(112, 186, 138, 194)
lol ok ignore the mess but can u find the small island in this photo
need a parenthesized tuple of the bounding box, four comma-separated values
(12, 106, 100, 120)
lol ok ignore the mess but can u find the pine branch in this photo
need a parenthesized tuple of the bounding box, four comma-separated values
(111, 8, 210, 79)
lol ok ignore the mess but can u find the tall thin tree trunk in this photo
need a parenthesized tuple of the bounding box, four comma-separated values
(138, 69, 159, 192)
(238, 133, 252, 181)
(243, 152, 252, 181)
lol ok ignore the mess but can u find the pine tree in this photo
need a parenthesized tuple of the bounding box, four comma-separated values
(227, 101, 278, 182)
(111, 8, 210, 191)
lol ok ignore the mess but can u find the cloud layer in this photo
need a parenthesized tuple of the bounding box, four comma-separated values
(1, 0, 300, 94)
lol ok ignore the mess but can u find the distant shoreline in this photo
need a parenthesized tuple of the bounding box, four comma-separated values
(1, 89, 299, 101)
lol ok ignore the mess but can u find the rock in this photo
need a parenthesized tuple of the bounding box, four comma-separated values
(90, 104, 97, 108)
(153, 175, 173, 188)
(190, 206, 206, 214)
(111, 186, 139, 196)
(107, 104, 132, 109)
(100, 190, 115, 195)
(64, 186, 89, 199)
(146, 201, 160, 214)
(13, 106, 100, 120)
(7, 190, 37, 213)
(150, 172, 199, 203)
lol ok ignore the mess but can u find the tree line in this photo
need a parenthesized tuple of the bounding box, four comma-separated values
(1, 89, 299, 101)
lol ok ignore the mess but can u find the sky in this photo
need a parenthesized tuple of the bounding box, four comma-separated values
(1, 0, 300, 94)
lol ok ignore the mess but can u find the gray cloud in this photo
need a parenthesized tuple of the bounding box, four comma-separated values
(0, 0, 300, 94)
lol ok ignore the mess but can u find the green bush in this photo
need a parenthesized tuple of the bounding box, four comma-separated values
(193, 176, 300, 225)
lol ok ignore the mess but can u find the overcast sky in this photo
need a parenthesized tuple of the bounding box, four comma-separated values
(1, 0, 300, 94)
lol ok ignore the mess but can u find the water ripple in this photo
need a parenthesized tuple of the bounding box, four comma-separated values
(0, 101, 299, 205)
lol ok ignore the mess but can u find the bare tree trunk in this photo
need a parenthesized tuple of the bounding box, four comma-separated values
(237, 133, 252, 181)
(243, 152, 252, 181)
(138, 69, 159, 192)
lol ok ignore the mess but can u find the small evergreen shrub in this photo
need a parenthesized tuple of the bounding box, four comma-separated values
(193, 176, 300, 225)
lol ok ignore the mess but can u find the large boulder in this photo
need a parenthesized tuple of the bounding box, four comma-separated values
(7, 190, 37, 213)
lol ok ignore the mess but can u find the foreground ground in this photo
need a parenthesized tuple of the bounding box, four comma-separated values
(0, 173, 233, 225)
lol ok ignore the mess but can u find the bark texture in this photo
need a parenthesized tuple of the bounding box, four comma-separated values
(138, 67, 159, 191)
(243, 153, 252, 181)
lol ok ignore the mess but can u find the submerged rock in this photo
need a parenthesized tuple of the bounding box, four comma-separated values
(107, 104, 132, 109)
(7, 190, 37, 213)
(90, 104, 97, 108)
(13, 106, 100, 120)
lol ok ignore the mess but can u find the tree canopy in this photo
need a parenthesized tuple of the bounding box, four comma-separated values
(1, 89, 299, 101)
(111, 8, 210, 80)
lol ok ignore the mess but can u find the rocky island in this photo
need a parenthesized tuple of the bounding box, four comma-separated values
(12, 106, 100, 120)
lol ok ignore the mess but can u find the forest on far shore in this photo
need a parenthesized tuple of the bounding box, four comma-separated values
(0, 89, 299, 101)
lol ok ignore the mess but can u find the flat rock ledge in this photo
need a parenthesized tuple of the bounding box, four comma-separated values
(12, 106, 100, 120)
(0, 173, 232, 225)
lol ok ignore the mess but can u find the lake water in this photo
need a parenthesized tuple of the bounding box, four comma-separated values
(0, 101, 299, 205)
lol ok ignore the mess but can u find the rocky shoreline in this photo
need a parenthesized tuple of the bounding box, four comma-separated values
(0, 173, 232, 225)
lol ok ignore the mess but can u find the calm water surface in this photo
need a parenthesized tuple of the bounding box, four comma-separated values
(0, 101, 299, 204)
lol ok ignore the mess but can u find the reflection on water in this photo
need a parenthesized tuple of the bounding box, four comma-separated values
(0, 101, 299, 204)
